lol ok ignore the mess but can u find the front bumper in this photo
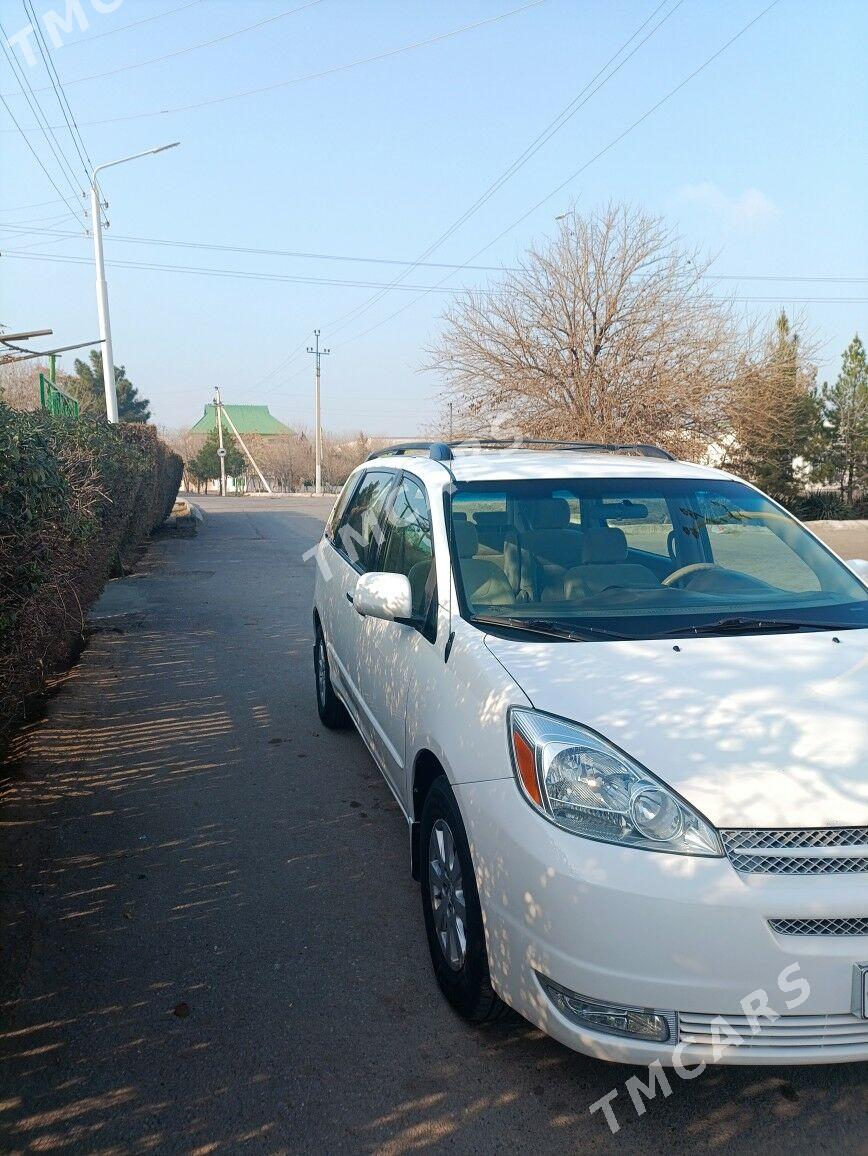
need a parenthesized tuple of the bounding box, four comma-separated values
(455, 779, 868, 1065)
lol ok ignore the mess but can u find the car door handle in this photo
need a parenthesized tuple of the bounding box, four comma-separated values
(345, 591, 354, 604)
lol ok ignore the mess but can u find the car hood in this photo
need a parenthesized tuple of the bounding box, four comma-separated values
(484, 628, 868, 829)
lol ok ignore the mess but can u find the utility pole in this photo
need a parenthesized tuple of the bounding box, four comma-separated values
(214, 386, 227, 498)
(307, 330, 330, 495)
(448, 401, 454, 441)
(89, 142, 179, 422)
(90, 178, 118, 423)
(220, 406, 273, 495)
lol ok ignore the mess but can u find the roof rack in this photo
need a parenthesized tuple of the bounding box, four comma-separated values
(366, 439, 675, 462)
(366, 441, 454, 462)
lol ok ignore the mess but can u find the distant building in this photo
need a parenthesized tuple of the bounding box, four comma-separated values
(189, 403, 291, 437)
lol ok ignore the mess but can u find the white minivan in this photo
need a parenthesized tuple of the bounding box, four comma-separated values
(312, 440, 868, 1066)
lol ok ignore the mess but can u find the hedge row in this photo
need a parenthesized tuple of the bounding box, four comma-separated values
(0, 404, 183, 743)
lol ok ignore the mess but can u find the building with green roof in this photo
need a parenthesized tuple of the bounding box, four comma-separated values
(189, 404, 291, 436)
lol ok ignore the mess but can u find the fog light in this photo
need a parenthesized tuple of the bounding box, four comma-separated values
(537, 973, 675, 1043)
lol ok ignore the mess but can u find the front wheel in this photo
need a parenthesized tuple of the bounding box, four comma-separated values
(314, 626, 351, 729)
(420, 777, 507, 1023)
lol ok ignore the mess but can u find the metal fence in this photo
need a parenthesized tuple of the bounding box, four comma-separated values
(39, 373, 79, 418)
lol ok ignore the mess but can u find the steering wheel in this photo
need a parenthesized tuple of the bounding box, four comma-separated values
(662, 562, 718, 589)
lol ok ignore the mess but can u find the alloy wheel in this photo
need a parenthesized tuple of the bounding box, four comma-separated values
(428, 819, 467, 970)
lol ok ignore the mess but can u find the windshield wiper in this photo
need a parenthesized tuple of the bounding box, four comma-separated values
(471, 615, 627, 642)
(659, 616, 859, 639)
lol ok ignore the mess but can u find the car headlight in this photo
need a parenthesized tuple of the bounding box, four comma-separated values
(509, 708, 722, 856)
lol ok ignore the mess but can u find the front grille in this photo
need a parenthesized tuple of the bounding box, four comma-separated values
(679, 1011, 868, 1052)
(770, 917, 868, 936)
(723, 827, 868, 851)
(721, 827, 868, 874)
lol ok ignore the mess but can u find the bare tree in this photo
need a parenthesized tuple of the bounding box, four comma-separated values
(429, 203, 745, 456)
(162, 427, 205, 492)
(0, 359, 45, 411)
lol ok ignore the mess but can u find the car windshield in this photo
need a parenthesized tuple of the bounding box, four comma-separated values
(449, 477, 868, 640)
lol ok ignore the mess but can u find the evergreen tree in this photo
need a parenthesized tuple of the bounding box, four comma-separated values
(731, 311, 820, 505)
(189, 425, 246, 486)
(69, 349, 151, 422)
(818, 335, 868, 504)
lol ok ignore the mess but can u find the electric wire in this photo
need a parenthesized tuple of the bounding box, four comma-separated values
(0, 250, 475, 291)
(321, 0, 685, 341)
(3, 222, 862, 283)
(330, 0, 785, 353)
(249, 0, 682, 393)
(21, 0, 95, 183)
(63, 0, 207, 47)
(0, 25, 86, 222)
(0, 1, 547, 132)
(0, 196, 67, 212)
(0, 90, 84, 226)
(3, 0, 324, 96)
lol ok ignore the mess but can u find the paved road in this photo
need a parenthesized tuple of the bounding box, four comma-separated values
(1, 496, 866, 1155)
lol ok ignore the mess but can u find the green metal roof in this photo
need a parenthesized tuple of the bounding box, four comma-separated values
(190, 403, 291, 436)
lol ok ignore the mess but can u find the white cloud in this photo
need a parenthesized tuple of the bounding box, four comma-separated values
(677, 182, 778, 228)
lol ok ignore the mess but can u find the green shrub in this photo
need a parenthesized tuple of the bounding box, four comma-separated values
(788, 491, 867, 521)
(0, 404, 182, 742)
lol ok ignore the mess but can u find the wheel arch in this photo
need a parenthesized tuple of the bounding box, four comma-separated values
(410, 748, 448, 880)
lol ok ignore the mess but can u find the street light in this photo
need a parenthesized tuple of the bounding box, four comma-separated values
(90, 142, 179, 422)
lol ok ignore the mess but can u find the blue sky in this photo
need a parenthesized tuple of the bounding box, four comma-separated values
(1, 0, 866, 434)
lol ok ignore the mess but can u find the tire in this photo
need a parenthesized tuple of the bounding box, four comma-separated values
(420, 776, 508, 1023)
(314, 625, 351, 729)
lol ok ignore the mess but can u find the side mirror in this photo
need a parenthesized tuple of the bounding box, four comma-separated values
(846, 558, 868, 583)
(353, 572, 413, 621)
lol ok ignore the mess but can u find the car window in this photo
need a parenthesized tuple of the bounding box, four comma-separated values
(333, 470, 396, 571)
(696, 493, 821, 593)
(599, 495, 672, 559)
(449, 477, 868, 639)
(553, 489, 581, 526)
(379, 476, 435, 616)
(325, 474, 361, 541)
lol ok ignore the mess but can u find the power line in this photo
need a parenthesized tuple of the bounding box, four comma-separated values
(2, 0, 324, 97)
(0, 20, 82, 198)
(332, 0, 785, 352)
(0, 210, 81, 228)
(21, 0, 95, 183)
(0, 23, 86, 221)
(3, 222, 865, 284)
(708, 274, 868, 284)
(0, 226, 83, 251)
(322, 0, 685, 341)
(0, 1, 547, 132)
(63, 0, 206, 47)
(248, 0, 682, 393)
(6, 249, 860, 315)
(0, 196, 67, 213)
(0, 250, 474, 291)
(0, 91, 84, 227)
(0, 222, 517, 271)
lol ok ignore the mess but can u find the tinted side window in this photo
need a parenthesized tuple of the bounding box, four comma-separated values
(325, 474, 361, 540)
(380, 477, 435, 615)
(333, 470, 395, 571)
